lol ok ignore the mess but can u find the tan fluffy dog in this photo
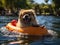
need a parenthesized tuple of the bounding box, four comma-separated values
(16, 9, 38, 27)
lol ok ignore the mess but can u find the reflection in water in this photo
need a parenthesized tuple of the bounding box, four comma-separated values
(6, 35, 56, 45)
(0, 16, 60, 45)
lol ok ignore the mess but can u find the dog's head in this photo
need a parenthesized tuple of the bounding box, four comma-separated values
(17, 9, 37, 27)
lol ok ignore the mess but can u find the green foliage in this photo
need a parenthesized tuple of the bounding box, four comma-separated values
(53, 0, 60, 8)
(0, 0, 60, 10)
(0, 0, 5, 7)
(0, 0, 34, 9)
(0, 0, 59, 15)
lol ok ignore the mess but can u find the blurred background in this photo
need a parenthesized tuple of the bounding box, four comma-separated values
(0, 0, 60, 16)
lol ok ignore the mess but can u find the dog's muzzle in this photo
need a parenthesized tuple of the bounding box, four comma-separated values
(22, 14, 31, 23)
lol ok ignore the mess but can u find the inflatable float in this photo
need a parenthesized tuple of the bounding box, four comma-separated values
(6, 20, 48, 36)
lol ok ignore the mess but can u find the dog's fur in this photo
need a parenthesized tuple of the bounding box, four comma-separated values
(16, 9, 38, 27)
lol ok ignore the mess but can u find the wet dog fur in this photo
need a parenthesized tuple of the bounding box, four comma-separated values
(16, 9, 38, 27)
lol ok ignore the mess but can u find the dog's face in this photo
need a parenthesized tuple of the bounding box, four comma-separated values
(20, 12, 35, 24)
(17, 9, 37, 27)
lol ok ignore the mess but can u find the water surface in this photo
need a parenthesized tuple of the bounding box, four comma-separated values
(0, 16, 60, 45)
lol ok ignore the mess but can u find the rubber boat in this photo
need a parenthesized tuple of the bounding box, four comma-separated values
(6, 20, 48, 36)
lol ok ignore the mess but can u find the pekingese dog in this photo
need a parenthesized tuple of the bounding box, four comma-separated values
(16, 9, 38, 27)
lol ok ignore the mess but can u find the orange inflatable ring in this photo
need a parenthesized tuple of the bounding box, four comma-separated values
(6, 20, 48, 36)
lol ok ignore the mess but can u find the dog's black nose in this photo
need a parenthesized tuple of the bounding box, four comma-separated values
(23, 14, 31, 22)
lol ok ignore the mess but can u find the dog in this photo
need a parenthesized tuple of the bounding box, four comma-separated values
(16, 9, 38, 27)
(16, 9, 58, 37)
